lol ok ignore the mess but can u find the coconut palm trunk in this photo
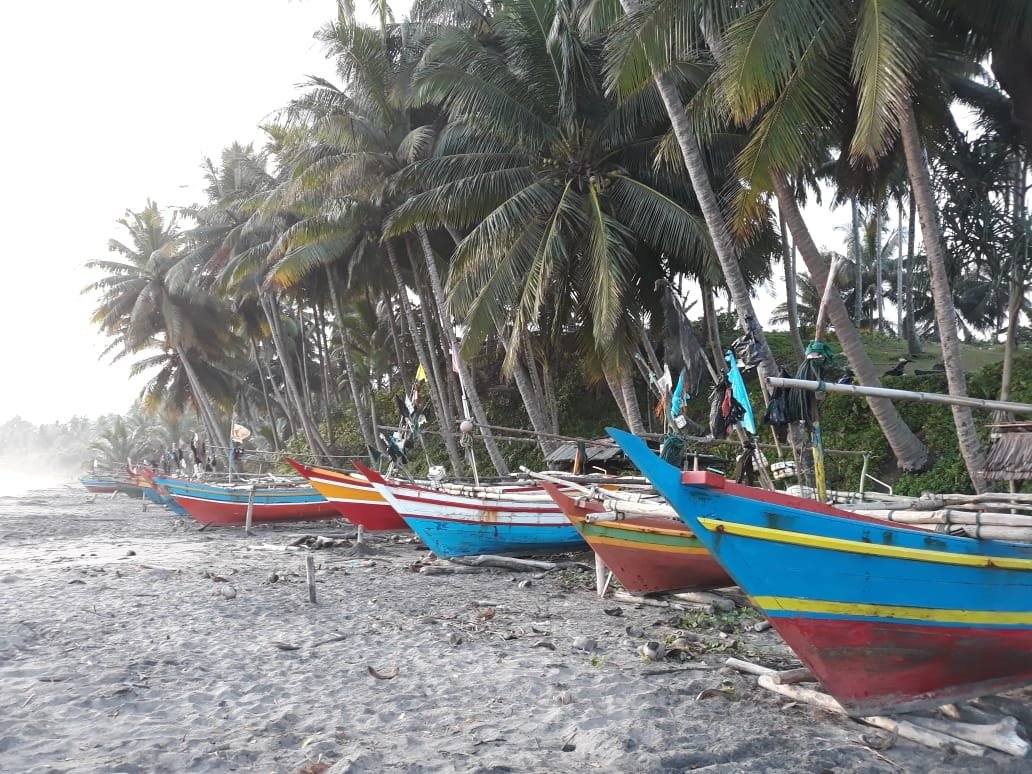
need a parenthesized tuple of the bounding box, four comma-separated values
(260, 293, 332, 461)
(905, 190, 924, 355)
(408, 249, 462, 424)
(313, 303, 337, 447)
(897, 197, 905, 339)
(699, 283, 724, 373)
(416, 227, 510, 476)
(899, 103, 987, 492)
(619, 368, 646, 435)
(382, 292, 408, 393)
(341, 331, 377, 454)
(774, 175, 929, 471)
(618, 0, 778, 389)
(852, 198, 863, 326)
(779, 210, 806, 362)
(603, 368, 633, 430)
(384, 239, 464, 474)
(1000, 154, 1027, 407)
(325, 268, 376, 453)
(649, 69, 778, 389)
(874, 203, 884, 331)
(173, 344, 229, 452)
(494, 321, 557, 456)
(250, 338, 282, 451)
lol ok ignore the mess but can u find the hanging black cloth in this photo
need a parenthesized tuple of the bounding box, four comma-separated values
(762, 367, 792, 443)
(709, 375, 745, 439)
(732, 442, 758, 486)
(729, 314, 764, 372)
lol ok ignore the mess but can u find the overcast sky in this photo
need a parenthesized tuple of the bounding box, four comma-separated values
(0, 0, 852, 427)
(0, 1, 349, 425)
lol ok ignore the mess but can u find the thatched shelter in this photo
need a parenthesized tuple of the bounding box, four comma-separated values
(982, 422, 1032, 481)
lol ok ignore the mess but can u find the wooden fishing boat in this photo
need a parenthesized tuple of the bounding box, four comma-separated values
(134, 468, 190, 516)
(283, 458, 408, 531)
(355, 462, 585, 558)
(151, 475, 339, 527)
(608, 426, 1032, 716)
(80, 475, 120, 494)
(80, 474, 143, 498)
(540, 483, 731, 593)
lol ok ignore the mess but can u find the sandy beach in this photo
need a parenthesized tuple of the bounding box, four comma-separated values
(2, 485, 1030, 773)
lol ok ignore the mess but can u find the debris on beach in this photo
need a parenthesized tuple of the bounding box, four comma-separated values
(721, 656, 1032, 758)
(637, 640, 666, 661)
(271, 641, 301, 651)
(367, 664, 399, 680)
(572, 635, 596, 652)
(415, 554, 592, 576)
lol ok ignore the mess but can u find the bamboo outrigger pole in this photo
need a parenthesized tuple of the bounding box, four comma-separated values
(765, 378, 1032, 415)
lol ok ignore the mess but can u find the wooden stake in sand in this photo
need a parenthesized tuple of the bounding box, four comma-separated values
(244, 485, 255, 535)
(305, 555, 317, 603)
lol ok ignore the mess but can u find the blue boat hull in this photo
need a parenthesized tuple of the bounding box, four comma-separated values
(608, 427, 1032, 715)
(404, 515, 585, 558)
(151, 476, 337, 526)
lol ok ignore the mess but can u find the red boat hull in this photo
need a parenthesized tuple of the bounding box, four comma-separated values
(171, 496, 341, 527)
(776, 616, 1032, 715)
(586, 533, 731, 593)
(542, 483, 730, 593)
(283, 458, 408, 531)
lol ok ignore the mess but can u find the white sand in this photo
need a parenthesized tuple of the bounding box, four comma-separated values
(1, 486, 1030, 773)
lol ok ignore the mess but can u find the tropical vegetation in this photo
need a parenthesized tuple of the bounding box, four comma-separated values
(80, 0, 1032, 495)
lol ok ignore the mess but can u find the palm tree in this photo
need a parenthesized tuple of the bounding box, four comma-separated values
(602, 0, 781, 388)
(182, 144, 336, 461)
(603, 1, 930, 472)
(89, 407, 168, 469)
(84, 201, 231, 452)
(262, 21, 510, 474)
(390, 0, 743, 438)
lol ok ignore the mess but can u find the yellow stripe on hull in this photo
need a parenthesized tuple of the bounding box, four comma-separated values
(697, 517, 1032, 571)
(307, 478, 385, 504)
(752, 595, 1032, 626)
(588, 534, 710, 555)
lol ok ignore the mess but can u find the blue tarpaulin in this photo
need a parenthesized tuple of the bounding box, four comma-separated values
(725, 351, 757, 434)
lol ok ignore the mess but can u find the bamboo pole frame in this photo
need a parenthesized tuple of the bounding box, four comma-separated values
(766, 377, 1032, 415)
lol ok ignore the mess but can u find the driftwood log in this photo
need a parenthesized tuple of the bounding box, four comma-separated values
(614, 590, 735, 612)
(612, 591, 687, 610)
(419, 565, 496, 575)
(450, 555, 591, 572)
(724, 658, 813, 684)
(907, 715, 1029, 757)
(757, 676, 988, 757)
(725, 657, 777, 676)
(419, 555, 592, 575)
(670, 591, 736, 611)
(772, 667, 815, 685)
